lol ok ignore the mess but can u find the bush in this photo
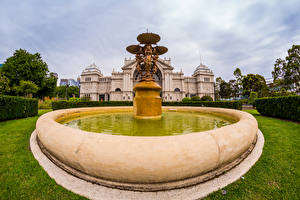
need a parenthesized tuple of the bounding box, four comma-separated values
(52, 100, 242, 110)
(200, 95, 213, 101)
(69, 97, 81, 102)
(163, 100, 242, 110)
(255, 95, 300, 121)
(182, 97, 191, 102)
(0, 95, 38, 121)
(52, 101, 133, 110)
(248, 91, 258, 106)
(191, 96, 201, 101)
(38, 99, 52, 109)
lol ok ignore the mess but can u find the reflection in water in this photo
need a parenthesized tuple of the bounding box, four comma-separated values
(63, 112, 234, 136)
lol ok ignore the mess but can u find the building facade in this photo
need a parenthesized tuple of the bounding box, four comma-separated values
(60, 78, 80, 87)
(80, 58, 215, 101)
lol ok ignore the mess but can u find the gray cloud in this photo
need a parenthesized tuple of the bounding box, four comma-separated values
(0, 0, 299, 81)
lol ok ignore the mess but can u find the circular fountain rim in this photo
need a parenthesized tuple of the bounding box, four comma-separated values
(57, 108, 238, 137)
(36, 106, 258, 191)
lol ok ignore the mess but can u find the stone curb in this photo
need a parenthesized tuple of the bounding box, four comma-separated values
(30, 129, 264, 200)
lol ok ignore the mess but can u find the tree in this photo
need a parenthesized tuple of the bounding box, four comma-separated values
(272, 45, 300, 92)
(242, 74, 268, 97)
(55, 86, 79, 99)
(1, 49, 49, 96)
(233, 67, 243, 97)
(14, 80, 39, 97)
(219, 81, 232, 99)
(229, 79, 239, 98)
(215, 77, 223, 100)
(0, 72, 10, 95)
(37, 75, 58, 99)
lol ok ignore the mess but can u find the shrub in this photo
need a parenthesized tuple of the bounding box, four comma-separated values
(52, 101, 133, 110)
(191, 96, 201, 101)
(38, 99, 52, 109)
(255, 95, 300, 121)
(182, 97, 191, 102)
(163, 100, 242, 110)
(69, 97, 81, 102)
(52, 100, 242, 110)
(248, 91, 258, 106)
(200, 95, 213, 101)
(0, 95, 38, 121)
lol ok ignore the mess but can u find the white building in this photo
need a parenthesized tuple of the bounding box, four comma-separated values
(80, 58, 215, 101)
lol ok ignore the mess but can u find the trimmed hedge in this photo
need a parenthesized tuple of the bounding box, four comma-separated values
(255, 95, 300, 121)
(52, 101, 133, 110)
(163, 101, 242, 110)
(52, 100, 242, 110)
(0, 95, 38, 121)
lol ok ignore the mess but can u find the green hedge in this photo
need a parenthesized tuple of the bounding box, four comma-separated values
(163, 101, 242, 110)
(52, 100, 242, 110)
(52, 101, 133, 110)
(0, 95, 38, 121)
(255, 95, 300, 121)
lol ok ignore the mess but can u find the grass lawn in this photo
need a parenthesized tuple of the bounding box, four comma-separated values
(0, 109, 299, 199)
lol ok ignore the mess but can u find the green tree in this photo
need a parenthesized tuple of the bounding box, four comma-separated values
(1, 49, 49, 96)
(233, 67, 243, 97)
(272, 45, 300, 92)
(229, 79, 239, 98)
(37, 76, 58, 99)
(242, 74, 268, 97)
(55, 86, 79, 99)
(215, 77, 223, 100)
(14, 80, 39, 97)
(219, 81, 232, 99)
(0, 72, 10, 95)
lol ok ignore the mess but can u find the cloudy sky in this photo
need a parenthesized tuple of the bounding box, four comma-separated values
(1, 0, 299, 81)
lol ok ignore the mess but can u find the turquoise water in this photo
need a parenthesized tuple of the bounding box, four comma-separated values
(63, 111, 234, 136)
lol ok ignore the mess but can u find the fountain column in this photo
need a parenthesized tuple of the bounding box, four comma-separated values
(126, 32, 168, 119)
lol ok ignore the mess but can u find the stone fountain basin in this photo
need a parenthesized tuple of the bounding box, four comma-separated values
(36, 106, 258, 191)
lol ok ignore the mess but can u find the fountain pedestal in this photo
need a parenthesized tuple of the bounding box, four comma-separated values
(133, 81, 162, 119)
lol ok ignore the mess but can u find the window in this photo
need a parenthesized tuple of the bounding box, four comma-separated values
(85, 77, 91, 82)
(128, 96, 130, 100)
(115, 88, 121, 92)
(123, 96, 125, 100)
(204, 77, 210, 82)
(174, 88, 180, 92)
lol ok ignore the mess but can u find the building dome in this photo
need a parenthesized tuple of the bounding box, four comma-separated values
(82, 63, 102, 75)
(193, 63, 212, 75)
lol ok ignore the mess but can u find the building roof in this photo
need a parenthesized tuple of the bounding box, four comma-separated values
(193, 63, 213, 75)
(82, 63, 102, 74)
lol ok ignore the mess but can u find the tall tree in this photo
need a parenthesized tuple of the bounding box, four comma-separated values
(219, 81, 232, 99)
(1, 49, 49, 96)
(242, 74, 268, 97)
(272, 45, 300, 92)
(0, 72, 10, 95)
(233, 67, 243, 97)
(14, 80, 39, 97)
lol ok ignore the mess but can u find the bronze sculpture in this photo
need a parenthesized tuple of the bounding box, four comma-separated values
(126, 32, 168, 118)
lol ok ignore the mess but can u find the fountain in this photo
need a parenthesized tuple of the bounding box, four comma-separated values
(127, 32, 167, 119)
(34, 33, 259, 193)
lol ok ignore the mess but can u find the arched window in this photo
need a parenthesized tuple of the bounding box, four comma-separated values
(115, 88, 121, 92)
(174, 88, 180, 92)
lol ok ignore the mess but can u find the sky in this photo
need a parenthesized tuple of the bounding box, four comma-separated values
(0, 0, 299, 81)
